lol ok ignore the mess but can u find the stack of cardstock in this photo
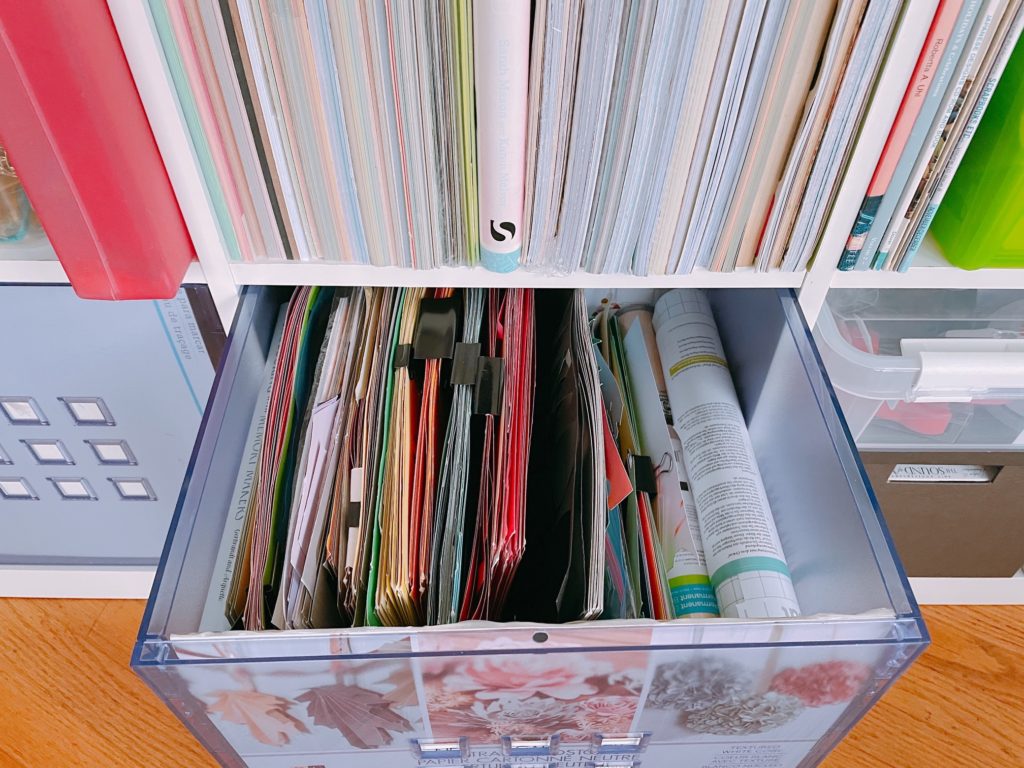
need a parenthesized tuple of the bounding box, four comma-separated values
(204, 287, 814, 631)
(148, 0, 486, 267)
(276, 290, 363, 629)
(507, 290, 605, 622)
(428, 289, 485, 625)
(510, 0, 890, 274)
(208, 287, 540, 630)
(141, 1, 971, 274)
(460, 289, 535, 620)
(238, 286, 334, 630)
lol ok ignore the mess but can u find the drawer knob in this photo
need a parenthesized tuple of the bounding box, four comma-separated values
(592, 733, 651, 754)
(412, 737, 468, 760)
(502, 734, 560, 756)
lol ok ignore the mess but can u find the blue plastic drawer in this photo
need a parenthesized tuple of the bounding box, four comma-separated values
(133, 287, 926, 768)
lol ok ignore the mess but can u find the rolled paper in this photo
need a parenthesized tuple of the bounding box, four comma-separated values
(653, 289, 800, 619)
(474, 0, 529, 272)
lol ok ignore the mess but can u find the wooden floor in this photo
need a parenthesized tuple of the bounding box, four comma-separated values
(0, 601, 1020, 767)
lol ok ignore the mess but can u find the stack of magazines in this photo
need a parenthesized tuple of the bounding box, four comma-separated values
(200, 287, 800, 632)
(144, 1, 952, 274)
(839, 0, 1024, 271)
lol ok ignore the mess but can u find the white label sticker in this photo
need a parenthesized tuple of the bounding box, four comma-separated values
(888, 464, 998, 483)
(350, 466, 364, 501)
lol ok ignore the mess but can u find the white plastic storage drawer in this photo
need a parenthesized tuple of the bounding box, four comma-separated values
(133, 287, 925, 768)
(816, 289, 1024, 450)
(0, 284, 220, 597)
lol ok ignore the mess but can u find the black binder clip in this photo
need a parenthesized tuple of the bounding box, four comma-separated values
(473, 356, 504, 415)
(451, 342, 481, 386)
(413, 296, 459, 359)
(345, 501, 361, 528)
(633, 454, 658, 497)
(393, 343, 412, 370)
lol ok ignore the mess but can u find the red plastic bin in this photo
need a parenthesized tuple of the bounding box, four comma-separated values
(0, 0, 194, 299)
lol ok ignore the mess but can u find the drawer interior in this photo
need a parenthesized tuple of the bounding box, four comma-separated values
(141, 287, 916, 645)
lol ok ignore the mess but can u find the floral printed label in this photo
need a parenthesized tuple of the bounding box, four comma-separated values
(416, 630, 650, 744)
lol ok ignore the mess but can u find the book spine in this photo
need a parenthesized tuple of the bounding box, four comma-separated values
(474, 0, 529, 273)
(861, 0, 981, 269)
(903, 4, 1024, 264)
(838, 0, 960, 269)
(805, 0, 905, 272)
(878, 0, 999, 269)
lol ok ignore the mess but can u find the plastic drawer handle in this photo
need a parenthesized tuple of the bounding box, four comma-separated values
(813, 307, 921, 400)
(503, 735, 560, 756)
(412, 737, 468, 759)
(592, 733, 651, 753)
(909, 347, 1024, 402)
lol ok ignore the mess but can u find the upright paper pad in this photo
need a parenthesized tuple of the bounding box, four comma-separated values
(136, 1, 971, 275)
(474, 1, 529, 272)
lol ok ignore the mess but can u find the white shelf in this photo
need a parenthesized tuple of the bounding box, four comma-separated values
(0, 259, 69, 283)
(0, 565, 154, 599)
(0, 259, 207, 286)
(910, 577, 1024, 605)
(183, 262, 209, 285)
(230, 262, 805, 289)
(830, 234, 1024, 290)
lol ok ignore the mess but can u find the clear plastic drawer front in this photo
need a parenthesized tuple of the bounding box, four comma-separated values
(817, 289, 1024, 450)
(133, 288, 926, 768)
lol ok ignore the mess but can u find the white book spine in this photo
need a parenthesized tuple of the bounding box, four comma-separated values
(474, 0, 530, 273)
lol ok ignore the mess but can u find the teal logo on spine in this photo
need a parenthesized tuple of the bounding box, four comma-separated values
(482, 220, 520, 272)
(670, 581, 719, 616)
(489, 219, 516, 242)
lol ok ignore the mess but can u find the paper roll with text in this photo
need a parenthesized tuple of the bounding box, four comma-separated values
(621, 310, 718, 618)
(474, 0, 529, 272)
(653, 289, 800, 619)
